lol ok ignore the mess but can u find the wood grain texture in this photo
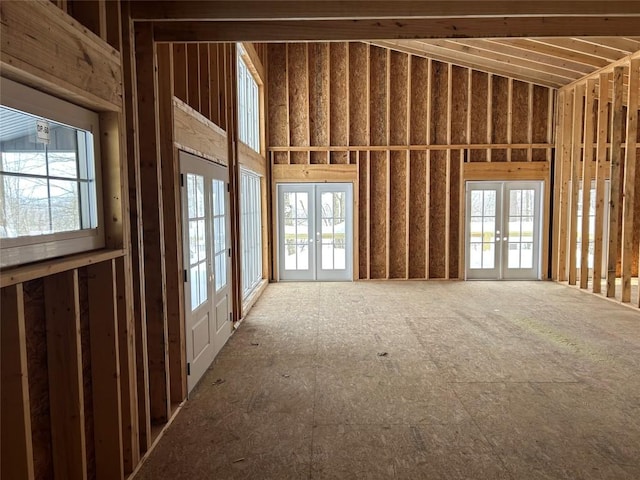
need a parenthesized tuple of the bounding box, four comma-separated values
(450, 66, 469, 145)
(358, 153, 370, 279)
(606, 67, 625, 298)
(449, 151, 461, 279)
(152, 17, 640, 43)
(115, 256, 140, 474)
(158, 44, 188, 407)
(349, 43, 369, 146)
(568, 84, 585, 286)
(491, 76, 509, 161)
(532, 85, 550, 161)
(44, 270, 87, 480)
(511, 80, 530, 161)
(1, 284, 35, 480)
(429, 151, 447, 278)
(330, 43, 349, 164)
(408, 151, 428, 278)
(309, 43, 329, 164)
(1, 0, 122, 111)
(78, 268, 96, 480)
(272, 164, 357, 183)
(592, 75, 610, 293)
(389, 151, 408, 278)
(288, 43, 309, 164)
(173, 98, 229, 165)
(620, 59, 639, 302)
(369, 46, 387, 146)
(134, 23, 171, 425)
(87, 260, 124, 479)
(370, 152, 388, 279)
(470, 71, 489, 162)
(267, 44, 289, 163)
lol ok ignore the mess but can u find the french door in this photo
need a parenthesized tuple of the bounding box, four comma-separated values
(466, 181, 543, 280)
(180, 151, 231, 393)
(277, 183, 353, 281)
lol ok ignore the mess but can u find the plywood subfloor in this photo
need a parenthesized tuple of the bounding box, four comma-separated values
(134, 281, 640, 480)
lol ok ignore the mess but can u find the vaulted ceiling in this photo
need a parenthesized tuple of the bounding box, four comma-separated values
(370, 37, 640, 88)
(131, 1, 640, 89)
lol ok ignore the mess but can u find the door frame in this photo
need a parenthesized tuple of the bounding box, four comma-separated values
(464, 180, 545, 281)
(276, 182, 354, 282)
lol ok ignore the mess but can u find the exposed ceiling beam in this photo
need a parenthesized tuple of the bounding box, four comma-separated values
(151, 17, 640, 43)
(130, 1, 640, 21)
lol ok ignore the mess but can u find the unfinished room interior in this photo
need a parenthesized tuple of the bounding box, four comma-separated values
(1, 1, 640, 479)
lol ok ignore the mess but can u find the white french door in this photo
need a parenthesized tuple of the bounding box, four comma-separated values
(466, 181, 543, 280)
(277, 183, 353, 281)
(180, 151, 232, 393)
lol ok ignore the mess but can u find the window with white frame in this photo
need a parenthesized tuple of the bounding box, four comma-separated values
(0, 77, 103, 268)
(237, 46, 260, 153)
(240, 169, 262, 298)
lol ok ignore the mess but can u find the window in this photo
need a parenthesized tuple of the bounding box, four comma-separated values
(237, 45, 260, 153)
(0, 78, 103, 267)
(240, 169, 262, 298)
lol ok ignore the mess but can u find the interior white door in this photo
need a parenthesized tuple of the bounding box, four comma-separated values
(180, 151, 232, 394)
(466, 181, 542, 280)
(278, 183, 353, 281)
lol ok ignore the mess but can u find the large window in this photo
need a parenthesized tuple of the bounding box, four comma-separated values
(240, 169, 262, 298)
(237, 46, 260, 153)
(0, 78, 103, 267)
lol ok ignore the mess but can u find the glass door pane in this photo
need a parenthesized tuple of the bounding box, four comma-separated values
(278, 183, 352, 281)
(212, 178, 227, 292)
(466, 183, 501, 279)
(285, 191, 309, 271)
(186, 173, 209, 310)
(278, 185, 314, 280)
(503, 182, 541, 280)
(316, 184, 353, 281)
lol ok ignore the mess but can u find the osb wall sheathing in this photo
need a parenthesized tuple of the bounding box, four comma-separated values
(267, 42, 554, 280)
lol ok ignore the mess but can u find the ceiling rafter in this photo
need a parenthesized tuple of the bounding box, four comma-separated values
(368, 40, 566, 88)
(431, 39, 584, 79)
(477, 39, 596, 74)
(370, 37, 639, 89)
